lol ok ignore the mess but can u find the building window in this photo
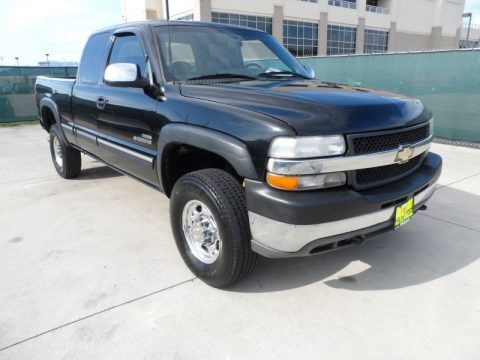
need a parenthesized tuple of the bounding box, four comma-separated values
(328, 0, 357, 10)
(283, 20, 318, 57)
(176, 14, 194, 21)
(298, 0, 319, 3)
(459, 39, 478, 48)
(327, 25, 356, 55)
(364, 29, 388, 53)
(211, 12, 272, 34)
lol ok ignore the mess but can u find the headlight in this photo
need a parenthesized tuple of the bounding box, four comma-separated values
(269, 135, 346, 159)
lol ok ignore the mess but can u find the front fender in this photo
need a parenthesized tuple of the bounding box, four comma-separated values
(157, 124, 258, 192)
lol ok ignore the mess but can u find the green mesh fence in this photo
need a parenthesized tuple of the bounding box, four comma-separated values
(1, 51, 479, 143)
(301, 49, 480, 143)
(0, 66, 77, 123)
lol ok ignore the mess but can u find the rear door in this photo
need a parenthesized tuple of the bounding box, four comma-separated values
(95, 31, 158, 185)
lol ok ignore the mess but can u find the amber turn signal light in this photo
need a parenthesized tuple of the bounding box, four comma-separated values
(266, 173, 299, 190)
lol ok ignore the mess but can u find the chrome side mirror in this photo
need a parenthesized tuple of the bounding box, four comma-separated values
(304, 64, 316, 79)
(104, 63, 148, 88)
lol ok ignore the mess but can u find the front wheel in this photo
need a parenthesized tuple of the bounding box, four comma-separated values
(49, 124, 81, 179)
(170, 169, 257, 288)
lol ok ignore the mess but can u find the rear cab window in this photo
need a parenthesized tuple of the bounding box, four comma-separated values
(77, 32, 110, 84)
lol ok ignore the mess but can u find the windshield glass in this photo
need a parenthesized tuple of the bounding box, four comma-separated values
(155, 25, 310, 82)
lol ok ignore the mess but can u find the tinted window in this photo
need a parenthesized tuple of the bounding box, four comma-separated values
(156, 26, 309, 82)
(108, 34, 147, 77)
(78, 32, 109, 84)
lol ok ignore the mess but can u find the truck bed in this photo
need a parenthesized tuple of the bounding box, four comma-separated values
(35, 76, 75, 127)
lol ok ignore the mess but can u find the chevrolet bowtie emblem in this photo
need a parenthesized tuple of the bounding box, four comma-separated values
(395, 146, 414, 164)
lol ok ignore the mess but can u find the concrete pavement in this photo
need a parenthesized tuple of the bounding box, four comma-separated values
(1, 125, 479, 359)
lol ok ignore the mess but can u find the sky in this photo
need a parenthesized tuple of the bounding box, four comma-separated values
(465, 0, 480, 24)
(0, 0, 479, 66)
(0, 0, 122, 66)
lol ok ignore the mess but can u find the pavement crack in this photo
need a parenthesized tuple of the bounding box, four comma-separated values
(436, 171, 480, 190)
(419, 213, 480, 233)
(0, 277, 196, 352)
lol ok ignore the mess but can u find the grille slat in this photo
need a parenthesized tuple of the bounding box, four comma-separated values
(352, 124, 430, 155)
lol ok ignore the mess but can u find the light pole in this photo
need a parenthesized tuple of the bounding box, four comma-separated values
(15, 57, 19, 66)
(0, 56, 3, 66)
(45, 53, 50, 67)
(165, 0, 170, 20)
(463, 12, 472, 45)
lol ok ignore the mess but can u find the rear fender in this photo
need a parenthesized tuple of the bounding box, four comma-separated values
(39, 97, 71, 145)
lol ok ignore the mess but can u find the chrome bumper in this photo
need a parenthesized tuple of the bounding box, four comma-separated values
(249, 181, 437, 258)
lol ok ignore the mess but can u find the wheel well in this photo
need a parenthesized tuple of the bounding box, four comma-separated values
(41, 107, 56, 131)
(161, 144, 242, 197)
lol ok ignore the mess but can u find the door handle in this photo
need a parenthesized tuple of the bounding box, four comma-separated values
(96, 96, 107, 110)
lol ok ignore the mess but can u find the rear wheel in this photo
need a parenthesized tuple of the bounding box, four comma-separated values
(49, 124, 81, 179)
(170, 169, 257, 288)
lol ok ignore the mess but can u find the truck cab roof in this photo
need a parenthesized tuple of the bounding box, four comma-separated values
(94, 20, 265, 35)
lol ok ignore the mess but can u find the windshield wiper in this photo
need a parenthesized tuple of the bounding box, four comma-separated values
(257, 70, 307, 78)
(185, 73, 257, 81)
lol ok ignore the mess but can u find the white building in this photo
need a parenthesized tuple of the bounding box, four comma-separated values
(120, 0, 480, 56)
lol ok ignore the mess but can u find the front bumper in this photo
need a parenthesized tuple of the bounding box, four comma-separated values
(246, 152, 442, 258)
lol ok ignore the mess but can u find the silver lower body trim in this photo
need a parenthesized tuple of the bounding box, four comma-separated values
(249, 181, 437, 256)
(61, 122, 74, 133)
(97, 138, 153, 165)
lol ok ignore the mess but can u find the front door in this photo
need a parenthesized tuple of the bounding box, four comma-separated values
(95, 32, 159, 185)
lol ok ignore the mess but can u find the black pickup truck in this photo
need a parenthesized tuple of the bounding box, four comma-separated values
(36, 21, 441, 288)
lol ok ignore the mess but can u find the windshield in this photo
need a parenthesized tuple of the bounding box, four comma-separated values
(155, 25, 311, 82)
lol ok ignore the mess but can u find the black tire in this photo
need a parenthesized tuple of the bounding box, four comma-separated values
(49, 124, 81, 179)
(170, 169, 257, 288)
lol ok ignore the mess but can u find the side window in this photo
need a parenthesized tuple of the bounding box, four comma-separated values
(78, 32, 110, 84)
(108, 34, 147, 77)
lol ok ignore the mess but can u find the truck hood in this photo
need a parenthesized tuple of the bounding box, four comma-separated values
(179, 79, 430, 135)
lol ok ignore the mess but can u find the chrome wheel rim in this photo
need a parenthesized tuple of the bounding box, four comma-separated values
(53, 135, 63, 168)
(182, 200, 221, 264)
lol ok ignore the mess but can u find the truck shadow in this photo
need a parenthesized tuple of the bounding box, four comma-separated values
(231, 186, 480, 293)
(77, 165, 123, 180)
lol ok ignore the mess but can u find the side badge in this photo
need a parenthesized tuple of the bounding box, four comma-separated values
(133, 133, 153, 145)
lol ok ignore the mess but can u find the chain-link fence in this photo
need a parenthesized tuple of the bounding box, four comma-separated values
(1, 50, 479, 143)
(0, 66, 77, 122)
(301, 49, 480, 143)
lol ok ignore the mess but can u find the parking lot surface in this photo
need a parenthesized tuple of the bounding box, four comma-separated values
(1, 125, 480, 359)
